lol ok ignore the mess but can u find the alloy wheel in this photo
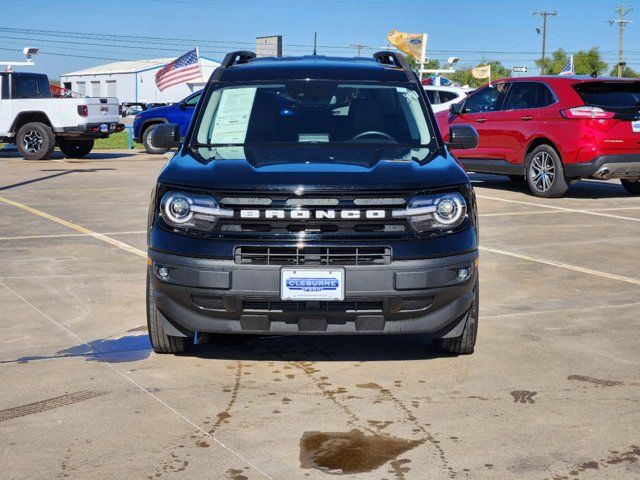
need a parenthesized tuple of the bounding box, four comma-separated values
(529, 151, 556, 193)
(23, 130, 44, 154)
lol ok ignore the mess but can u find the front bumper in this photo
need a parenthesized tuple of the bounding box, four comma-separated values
(148, 249, 479, 336)
(565, 154, 640, 180)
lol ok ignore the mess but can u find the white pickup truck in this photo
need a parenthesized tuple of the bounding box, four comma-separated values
(0, 71, 123, 160)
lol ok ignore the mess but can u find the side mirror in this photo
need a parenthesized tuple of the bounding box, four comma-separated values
(449, 102, 463, 115)
(178, 101, 187, 111)
(149, 123, 181, 149)
(448, 125, 478, 150)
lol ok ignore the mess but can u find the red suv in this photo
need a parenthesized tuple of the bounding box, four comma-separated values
(436, 76, 640, 197)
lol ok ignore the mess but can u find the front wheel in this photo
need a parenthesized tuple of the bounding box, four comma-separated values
(59, 139, 94, 158)
(621, 179, 640, 195)
(525, 145, 569, 198)
(147, 274, 190, 354)
(434, 282, 478, 355)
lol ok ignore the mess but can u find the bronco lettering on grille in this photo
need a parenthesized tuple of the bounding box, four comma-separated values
(239, 209, 387, 220)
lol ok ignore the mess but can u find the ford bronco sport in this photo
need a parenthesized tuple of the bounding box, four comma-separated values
(146, 51, 480, 356)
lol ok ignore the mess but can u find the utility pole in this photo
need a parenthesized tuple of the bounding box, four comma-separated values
(609, 3, 633, 77)
(350, 44, 369, 57)
(534, 11, 557, 75)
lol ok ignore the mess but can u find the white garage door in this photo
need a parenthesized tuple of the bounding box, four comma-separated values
(105, 80, 117, 97)
(76, 82, 86, 95)
(90, 81, 101, 97)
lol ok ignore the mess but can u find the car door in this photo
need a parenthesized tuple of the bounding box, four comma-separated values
(495, 82, 556, 167)
(443, 83, 510, 165)
(176, 91, 202, 138)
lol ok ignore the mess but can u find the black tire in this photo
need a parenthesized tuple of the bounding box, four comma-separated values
(508, 175, 526, 183)
(525, 145, 569, 198)
(434, 282, 478, 355)
(142, 125, 169, 154)
(16, 122, 55, 160)
(146, 273, 189, 354)
(621, 179, 640, 195)
(59, 139, 94, 158)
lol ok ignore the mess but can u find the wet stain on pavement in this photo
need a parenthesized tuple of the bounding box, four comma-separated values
(15, 335, 151, 364)
(0, 390, 107, 422)
(567, 375, 623, 387)
(510, 390, 537, 404)
(547, 445, 640, 479)
(226, 468, 248, 480)
(208, 361, 242, 434)
(299, 429, 424, 475)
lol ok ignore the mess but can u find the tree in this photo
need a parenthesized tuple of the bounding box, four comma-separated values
(609, 65, 640, 77)
(536, 47, 608, 75)
(447, 60, 511, 88)
(404, 55, 439, 71)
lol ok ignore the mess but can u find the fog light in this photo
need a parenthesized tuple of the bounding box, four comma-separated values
(158, 266, 169, 279)
(457, 268, 470, 280)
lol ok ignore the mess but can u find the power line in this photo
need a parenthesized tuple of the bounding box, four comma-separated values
(533, 10, 558, 74)
(609, 2, 633, 77)
(350, 44, 370, 57)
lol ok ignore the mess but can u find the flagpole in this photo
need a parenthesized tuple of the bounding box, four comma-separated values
(196, 45, 203, 84)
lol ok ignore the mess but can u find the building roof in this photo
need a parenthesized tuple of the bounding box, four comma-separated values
(62, 57, 220, 77)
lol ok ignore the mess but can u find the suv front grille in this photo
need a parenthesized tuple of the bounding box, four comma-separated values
(215, 194, 409, 238)
(242, 300, 384, 313)
(234, 246, 392, 265)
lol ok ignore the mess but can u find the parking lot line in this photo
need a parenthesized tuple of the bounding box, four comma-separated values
(0, 196, 146, 258)
(480, 245, 640, 286)
(477, 194, 640, 222)
(0, 231, 146, 241)
(480, 210, 558, 217)
(0, 279, 273, 480)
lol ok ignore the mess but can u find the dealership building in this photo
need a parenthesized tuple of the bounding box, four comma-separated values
(60, 57, 221, 104)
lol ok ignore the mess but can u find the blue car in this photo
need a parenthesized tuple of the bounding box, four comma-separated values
(133, 90, 202, 153)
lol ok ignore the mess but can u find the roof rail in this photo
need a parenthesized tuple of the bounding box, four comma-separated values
(373, 51, 419, 84)
(220, 50, 256, 68)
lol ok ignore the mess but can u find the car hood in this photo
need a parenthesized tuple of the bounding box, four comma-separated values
(157, 146, 469, 192)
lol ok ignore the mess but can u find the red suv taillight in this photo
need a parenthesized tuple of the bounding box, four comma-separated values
(560, 106, 615, 119)
(77, 105, 88, 117)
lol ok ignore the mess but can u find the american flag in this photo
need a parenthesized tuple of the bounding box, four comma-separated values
(559, 54, 574, 76)
(155, 48, 202, 91)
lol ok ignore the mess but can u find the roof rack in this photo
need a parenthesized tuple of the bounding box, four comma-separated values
(373, 51, 419, 84)
(210, 50, 256, 82)
(220, 50, 256, 68)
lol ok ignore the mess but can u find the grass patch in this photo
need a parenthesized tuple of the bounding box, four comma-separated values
(94, 131, 134, 150)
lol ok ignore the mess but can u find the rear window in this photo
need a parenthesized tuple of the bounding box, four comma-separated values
(12, 74, 52, 99)
(574, 82, 640, 108)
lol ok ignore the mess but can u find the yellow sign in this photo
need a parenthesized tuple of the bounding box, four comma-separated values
(471, 65, 491, 79)
(387, 29, 426, 62)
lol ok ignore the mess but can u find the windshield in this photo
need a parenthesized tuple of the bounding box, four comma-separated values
(574, 81, 640, 108)
(193, 82, 435, 156)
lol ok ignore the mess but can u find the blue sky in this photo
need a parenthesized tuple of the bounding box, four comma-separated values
(3, 0, 638, 78)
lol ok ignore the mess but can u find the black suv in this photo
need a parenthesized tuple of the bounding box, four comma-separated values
(147, 51, 480, 355)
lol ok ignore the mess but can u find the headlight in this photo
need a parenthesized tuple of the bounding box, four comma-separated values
(393, 192, 467, 233)
(160, 191, 232, 232)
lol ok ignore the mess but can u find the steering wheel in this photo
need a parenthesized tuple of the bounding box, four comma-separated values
(351, 131, 396, 141)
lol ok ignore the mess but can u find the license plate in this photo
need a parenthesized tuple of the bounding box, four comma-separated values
(280, 268, 345, 301)
(100, 124, 108, 133)
(632, 120, 640, 133)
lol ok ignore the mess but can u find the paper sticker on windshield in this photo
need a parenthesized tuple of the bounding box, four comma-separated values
(211, 87, 257, 144)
